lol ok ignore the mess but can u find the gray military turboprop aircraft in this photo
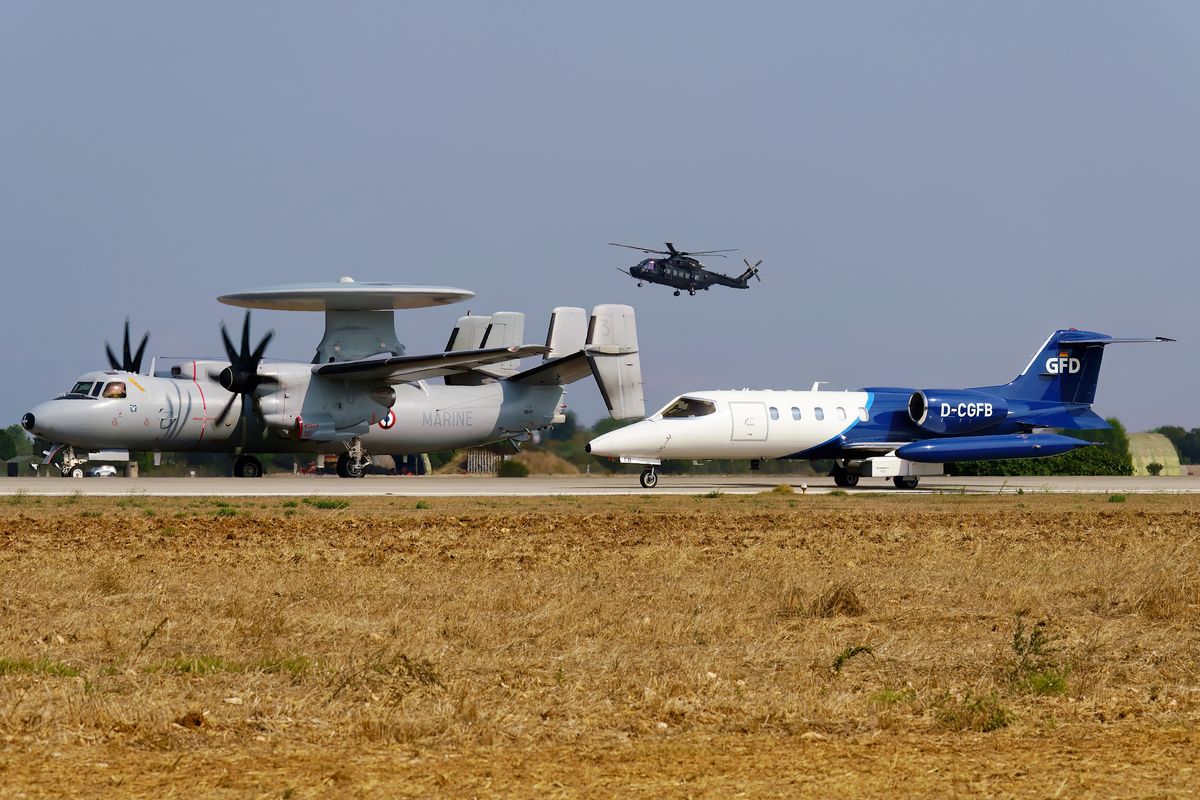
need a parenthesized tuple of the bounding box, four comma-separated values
(21, 278, 644, 478)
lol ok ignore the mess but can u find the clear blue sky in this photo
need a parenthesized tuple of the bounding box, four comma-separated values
(2, 2, 1197, 432)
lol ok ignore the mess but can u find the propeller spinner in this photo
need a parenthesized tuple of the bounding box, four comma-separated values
(211, 311, 276, 427)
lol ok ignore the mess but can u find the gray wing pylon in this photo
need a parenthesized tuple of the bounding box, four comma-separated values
(312, 345, 549, 384)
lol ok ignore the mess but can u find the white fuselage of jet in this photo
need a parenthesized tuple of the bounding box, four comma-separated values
(588, 389, 872, 462)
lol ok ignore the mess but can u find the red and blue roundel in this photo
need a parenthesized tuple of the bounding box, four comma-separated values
(378, 409, 396, 430)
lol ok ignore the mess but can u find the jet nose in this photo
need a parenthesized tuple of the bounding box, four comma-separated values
(21, 412, 35, 432)
(588, 419, 656, 458)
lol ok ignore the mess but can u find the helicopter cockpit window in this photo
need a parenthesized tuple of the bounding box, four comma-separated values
(102, 382, 127, 399)
(661, 397, 717, 419)
(68, 382, 94, 397)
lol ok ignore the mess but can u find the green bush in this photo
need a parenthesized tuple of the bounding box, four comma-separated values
(1146, 462, 1164, 476)
(498, 459, 530, 478)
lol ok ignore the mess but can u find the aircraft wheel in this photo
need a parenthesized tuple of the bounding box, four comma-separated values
(346, 459, 366, 479)
(893, 476, 920, 490)
(67, 466, 85, 479)
(234, 455, 263, 478)
(831, 467, 858, 488)
(639, 468, 658, 489)
(335, 454, 350, 478)
(673, 290, 680, 296)
(637, 282, 643, 287)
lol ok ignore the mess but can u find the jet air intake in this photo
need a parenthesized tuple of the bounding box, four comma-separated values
(907, 390, 1007, 435)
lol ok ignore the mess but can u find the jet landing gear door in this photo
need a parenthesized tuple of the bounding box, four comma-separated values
(729, 402, 768, 442)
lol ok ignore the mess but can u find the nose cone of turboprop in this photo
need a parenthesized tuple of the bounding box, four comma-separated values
(23, 400, 75, 442)
(587, 419, 656, 458)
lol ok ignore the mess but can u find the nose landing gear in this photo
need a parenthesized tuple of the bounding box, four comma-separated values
(639, 467, 658, 489)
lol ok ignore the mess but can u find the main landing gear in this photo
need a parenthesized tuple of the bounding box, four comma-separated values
(335, 437, 370, 478)
(639, 467, 658, 489)
(830, 464, 859, 488)
(893, 476, 920, 490)
(233, 455, 262, 478)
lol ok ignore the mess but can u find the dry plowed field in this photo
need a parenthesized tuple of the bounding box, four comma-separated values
(1, 492, 1197, 798)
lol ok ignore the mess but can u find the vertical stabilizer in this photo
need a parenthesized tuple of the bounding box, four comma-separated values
(478, 311, 525, 377)
(586, 304, 644, 419)
(445, 314, 491, 352)
(544, 307, 587, 360)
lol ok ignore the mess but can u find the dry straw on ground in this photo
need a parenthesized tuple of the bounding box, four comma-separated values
(0, 492, 1197, 797)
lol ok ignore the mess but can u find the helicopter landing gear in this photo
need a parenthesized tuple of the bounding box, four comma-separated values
(831, 464, 859, 488)
(673, 290, 681, 296)
(893, 476, 920, 490)
(233, 455, 263, 478)
(639, 467, 658, 489)
(688, 288, 696, 296)
(637, 282, 643, 287)
(336, 438, 370, 478)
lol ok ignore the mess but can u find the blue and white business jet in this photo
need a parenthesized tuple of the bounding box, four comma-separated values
(587, 329, 1173, 489)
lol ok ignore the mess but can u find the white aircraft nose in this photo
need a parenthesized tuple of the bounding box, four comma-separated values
(25, 400, 73, 441)
(587, 419, 657, 458)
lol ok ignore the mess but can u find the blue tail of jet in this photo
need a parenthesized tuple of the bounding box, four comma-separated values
(974, 329, 1173, 429)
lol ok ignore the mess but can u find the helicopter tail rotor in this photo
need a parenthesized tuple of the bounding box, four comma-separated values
(740, 259, 763, 284)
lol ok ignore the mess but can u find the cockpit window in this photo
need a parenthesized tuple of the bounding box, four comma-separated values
(69, 382, 94, 396)
(661, 397, 717, 418)
(90, 383, 103, 397)
(102, 382, 127, 399)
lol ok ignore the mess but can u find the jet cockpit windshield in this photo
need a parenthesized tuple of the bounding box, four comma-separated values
(63, 378, 127, 399)
(659, 396, 717, 419)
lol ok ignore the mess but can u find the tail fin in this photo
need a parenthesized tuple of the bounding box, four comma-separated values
(586, 304, 644, 419)
(978, 329, 1173, 405)
(543, 306, 586, 359)
(444, 312, 527, 384)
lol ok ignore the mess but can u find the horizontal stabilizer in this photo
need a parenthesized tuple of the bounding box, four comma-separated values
(313, 345, 548, 384)
(509, 351, 592, 386)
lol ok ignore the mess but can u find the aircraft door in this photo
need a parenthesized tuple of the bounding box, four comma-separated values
(729, 402, 768, 442)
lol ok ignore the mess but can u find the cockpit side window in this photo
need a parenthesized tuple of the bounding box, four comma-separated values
(102, 382, 127, 399)
(69, 381, 93, 396)
(661, 397, 717, 419)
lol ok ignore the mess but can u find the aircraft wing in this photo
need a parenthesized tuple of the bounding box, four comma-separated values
(312, 345, 549, 383)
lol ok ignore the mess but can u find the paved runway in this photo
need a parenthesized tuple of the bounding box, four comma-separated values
(2, 474, 1198, 496)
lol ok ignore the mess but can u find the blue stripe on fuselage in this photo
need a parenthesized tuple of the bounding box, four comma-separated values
(786, 391, 876, 459)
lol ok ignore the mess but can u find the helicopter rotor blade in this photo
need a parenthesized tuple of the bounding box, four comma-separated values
(664, 242, 679, 255)
(609, 242, 671, 255)
(683, 248, 739, 256)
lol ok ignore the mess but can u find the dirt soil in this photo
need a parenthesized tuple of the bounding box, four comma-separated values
(0, 491, 1197, 798)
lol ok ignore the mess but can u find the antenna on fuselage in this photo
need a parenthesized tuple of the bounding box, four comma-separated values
(811, 381, 827, 392)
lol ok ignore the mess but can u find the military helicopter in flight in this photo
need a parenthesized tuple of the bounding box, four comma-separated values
(611, 242, 762, 296)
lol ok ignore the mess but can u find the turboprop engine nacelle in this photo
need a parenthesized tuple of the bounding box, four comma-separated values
(907, 390, 1007, 435)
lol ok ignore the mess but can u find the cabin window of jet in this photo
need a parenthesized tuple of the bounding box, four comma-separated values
(791, 407, 801, 420)
(814, 407, 824, 421)
(769, 406, 779, 421)
(661, 397, 717, 418)
(836, 407, 847, 421)
(858, 407, 869, 422)
(102, 382, 127, 399)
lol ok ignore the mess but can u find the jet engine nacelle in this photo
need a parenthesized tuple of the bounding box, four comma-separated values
(907, 390, 1007, 434)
